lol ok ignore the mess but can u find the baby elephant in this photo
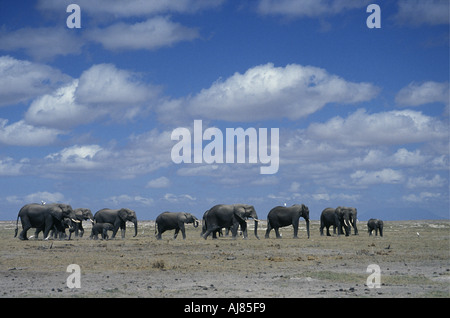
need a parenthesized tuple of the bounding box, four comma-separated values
(90, 222, 115, 240)
(367, 218, 384, 237)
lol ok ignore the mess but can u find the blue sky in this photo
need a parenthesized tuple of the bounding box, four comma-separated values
(0, 0, 448, 221)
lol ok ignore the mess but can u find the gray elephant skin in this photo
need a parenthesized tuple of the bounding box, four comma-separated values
(367, 218, 383, 237)
(265, 204, 310, 239)
(202, 204, 259, 240)
(90, 222, 114, 240)
(14, 203, 79, 240)
(338, 206, 358, 235)
(155, 212, 199, 240)
(94, 208, 138, 238)
(73, 208, 94, 237)
(320, 208, 344, 236)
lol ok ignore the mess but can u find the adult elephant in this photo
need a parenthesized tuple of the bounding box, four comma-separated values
(320, 208, 343, 236)
(335, 206, 353, 236)
(201, 209, 229, 238)
(14, 203, 79, 240)
(265, 204, 310, 239)
(94, 208, 137, 239)
(367, 218, 383, 237)
(202, 204, 259, 240)
(73, 208, 94, 237)
(155, 212, 199, 240)
(338, 206, 358, 235)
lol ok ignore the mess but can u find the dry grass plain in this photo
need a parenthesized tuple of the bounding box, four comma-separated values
(0, 220, 449, 298)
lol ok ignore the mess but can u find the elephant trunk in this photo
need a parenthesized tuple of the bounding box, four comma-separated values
(254, 220, 259, 240)
(193, 219, 199, 228)
(133, 220, 138, 237)
(305, 219, 310, 239)
(343, 218, 350, 236)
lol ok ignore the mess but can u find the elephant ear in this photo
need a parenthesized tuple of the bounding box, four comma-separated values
(49, 206, 63, 221)
(233, 206, 247, 223)
(118, 208, 129, 221)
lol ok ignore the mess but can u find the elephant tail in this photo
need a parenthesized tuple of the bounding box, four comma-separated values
(14, 213, 20, 237)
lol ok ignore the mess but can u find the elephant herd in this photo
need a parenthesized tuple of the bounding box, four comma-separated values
(14, 202, 384, 241)
(14, 203, 138, 240)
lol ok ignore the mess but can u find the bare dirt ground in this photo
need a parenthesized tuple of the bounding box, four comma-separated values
(0, 220, 449, 298)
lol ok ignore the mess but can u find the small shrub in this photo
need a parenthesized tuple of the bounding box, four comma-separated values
(152, 259, 165, 269)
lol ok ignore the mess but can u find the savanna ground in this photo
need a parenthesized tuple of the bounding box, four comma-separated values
(0, 220, 449, 298)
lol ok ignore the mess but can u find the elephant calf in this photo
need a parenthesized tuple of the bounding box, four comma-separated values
(90, 223, 114, 240)
(367, 218, 383, 237)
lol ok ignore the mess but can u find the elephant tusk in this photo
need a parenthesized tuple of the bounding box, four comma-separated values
(71, 218, 81, 223)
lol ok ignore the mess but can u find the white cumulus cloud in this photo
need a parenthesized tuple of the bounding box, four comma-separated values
(0, 56, 71, 107)
(395, 0, 449, 26)
(86, 17, 199, 51)
(0, 119, 63, 146)
(146, 176, 171, 188)
(163, 63, 378, 122)
(0, 27, 83, 61)
(257, 0, 369, 18)
(306, 108, 448, 146)
(395, 81, 449, 107)
(25, 80, 89, 129)
(351, 169, 404, 186)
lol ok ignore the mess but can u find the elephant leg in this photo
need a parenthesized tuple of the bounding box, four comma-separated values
(265, 222, 273, 238)
(180, 225, 187, 240)
(274, 227, 281, 239)
(174, 228, 180, 239)
(120, 224, 126, 239)
(326, 226, 331, 236)
(229, 223, 239, 239)
(111, 226, 119, 239)
(292, 220, 299, 238)
(203, 228, 213, 240)
(157, 228, 165, 240)
(68, 228, 75, 240)
(240, 222, 248, 239)
(19, 217, 33, 240)
(19, 225, 30, 240)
